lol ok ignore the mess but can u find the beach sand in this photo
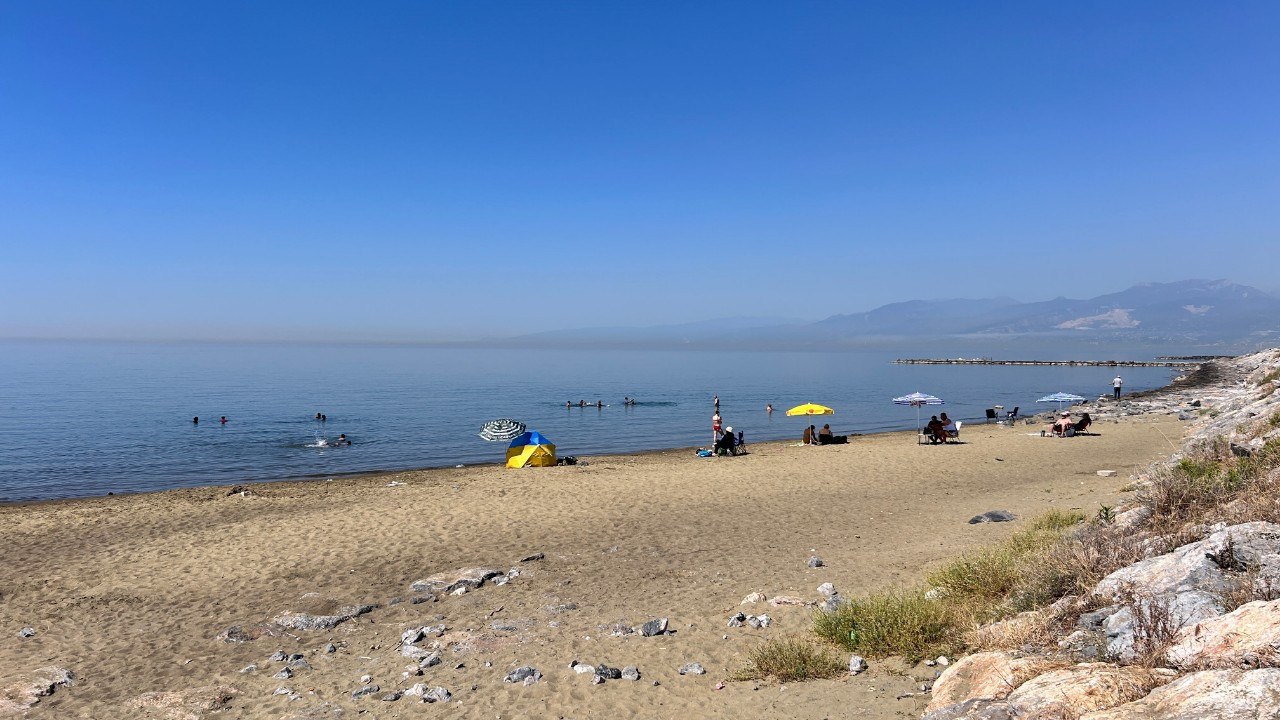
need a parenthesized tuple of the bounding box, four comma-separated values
(1, 415, 1187, 719)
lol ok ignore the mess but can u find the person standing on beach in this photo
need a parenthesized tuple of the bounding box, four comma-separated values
(1113, 375, 1123, 400)
(712, 410, 722, 445)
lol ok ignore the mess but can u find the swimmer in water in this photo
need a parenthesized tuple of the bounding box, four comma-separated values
(220, 416, 227, 424)
(193, 416, 199, 424)
(334, 433, 351, 446)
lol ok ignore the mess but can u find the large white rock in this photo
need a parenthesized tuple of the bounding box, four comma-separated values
(1004, 663, 1174, 718)
(926, 651, 1058, 713)
(1165, 599, 1280, 668)
(1081, 668, 1280, 720)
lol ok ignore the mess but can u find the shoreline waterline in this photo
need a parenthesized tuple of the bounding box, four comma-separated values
(0, 342, 1203, 503)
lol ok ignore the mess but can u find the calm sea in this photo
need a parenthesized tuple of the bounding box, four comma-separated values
(0, 340, 1181, 502)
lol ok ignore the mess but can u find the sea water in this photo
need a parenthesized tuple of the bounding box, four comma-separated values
(0, 340, 1181, 502)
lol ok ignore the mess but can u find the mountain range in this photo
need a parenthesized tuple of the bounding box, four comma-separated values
(507, 280, 1280, 351)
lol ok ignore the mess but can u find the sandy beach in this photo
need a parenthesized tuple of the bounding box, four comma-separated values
(1, 415, 1188, 719)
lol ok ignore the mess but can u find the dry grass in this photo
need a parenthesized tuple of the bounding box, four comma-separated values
(731, 637, 846, 682)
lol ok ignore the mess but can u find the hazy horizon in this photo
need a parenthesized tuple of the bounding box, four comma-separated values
(3, 3, 1278, 341)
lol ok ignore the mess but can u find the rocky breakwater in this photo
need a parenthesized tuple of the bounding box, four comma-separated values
(1022, 350, 1271, 428)
(924, 348, 1280, 720)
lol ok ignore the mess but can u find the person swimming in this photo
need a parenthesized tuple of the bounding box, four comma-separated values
(192, 416, 199, 424)
(334, 433, 351, 446)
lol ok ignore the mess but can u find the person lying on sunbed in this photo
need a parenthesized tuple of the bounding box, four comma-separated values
(1074, 413, 1092, 434)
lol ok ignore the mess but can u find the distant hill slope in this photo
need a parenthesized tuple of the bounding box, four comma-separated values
(504, 280, 1280, 349)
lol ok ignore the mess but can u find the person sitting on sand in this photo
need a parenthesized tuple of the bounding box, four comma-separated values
(818, 424, 833, 444)
(1074, 413, 1092, 434)
(927, 415, 947, 444)
(802, 425, 815, 445)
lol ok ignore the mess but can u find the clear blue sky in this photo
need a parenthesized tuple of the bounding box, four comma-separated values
(2, 2, 1277, 340)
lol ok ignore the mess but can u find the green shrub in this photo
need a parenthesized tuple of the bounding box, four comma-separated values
(813, 586, 961, 662)
(732, 637, 846, 682)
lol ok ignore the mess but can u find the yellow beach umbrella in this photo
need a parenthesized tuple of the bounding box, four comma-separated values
(785, 403, 834, 416)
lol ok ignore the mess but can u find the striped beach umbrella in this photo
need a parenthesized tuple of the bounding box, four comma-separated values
(893, 392, 944, 433)
(479, 419, 527, 442)
(1036, 392, 1086, 411)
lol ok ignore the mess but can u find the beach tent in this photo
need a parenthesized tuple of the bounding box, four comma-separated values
(506, 431, 556, 468)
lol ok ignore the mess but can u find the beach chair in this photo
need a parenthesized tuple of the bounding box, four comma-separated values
(1005, 406, 1020, 423)
(946, 421, 962, 442)
(985, 408, 998, 423)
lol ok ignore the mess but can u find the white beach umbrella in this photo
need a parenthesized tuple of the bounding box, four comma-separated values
(892, 392, 944, 434)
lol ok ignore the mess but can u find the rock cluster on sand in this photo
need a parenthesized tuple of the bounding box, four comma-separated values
(923, 350, 1280, 720)
(0, 667, 75, 715)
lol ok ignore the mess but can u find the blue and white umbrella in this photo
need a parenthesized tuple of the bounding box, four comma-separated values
(893, 392, 944, 434)
(1036, 392, 1086, 411)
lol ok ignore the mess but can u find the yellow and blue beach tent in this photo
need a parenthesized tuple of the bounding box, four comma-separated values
(506, 431, 557, 468)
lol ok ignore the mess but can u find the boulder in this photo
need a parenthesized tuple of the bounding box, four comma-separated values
(1165, 599, 1280, 668)
(1004, 664, 1173, 717)
(504, 666, 541, 684)
(926, 652, 1058, 712)
(0, 667, 75, 716)
(272, 595, 376, 631)
(640, 618, 669, 637)
(923, 699, 1013, 720)
(1113, 506, 1153, 532)
(969, 511, 1016, 524)
(768, 595, 815, 608)
(1101, 590, 1223, 660)
(1080, 668, 1280, 720)
(410, 567, 504, 594)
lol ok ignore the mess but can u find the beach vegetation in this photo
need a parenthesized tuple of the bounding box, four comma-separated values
(812, 510, 1084, 661)
(802, 382, 1280, 674)
(731, 637, 845, 682)
(812, 586, 960, 662)
(812, 432, 1280, 665)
